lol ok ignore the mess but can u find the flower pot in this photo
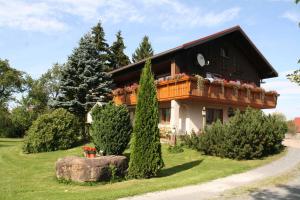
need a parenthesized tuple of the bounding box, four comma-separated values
(82, 146, 91, 158)
(88, 153, 96, 158)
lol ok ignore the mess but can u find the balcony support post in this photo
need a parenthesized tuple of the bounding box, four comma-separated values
(170, 100, 180, 134)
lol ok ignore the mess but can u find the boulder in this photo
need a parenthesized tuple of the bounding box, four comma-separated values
(55, 155, 128, 182)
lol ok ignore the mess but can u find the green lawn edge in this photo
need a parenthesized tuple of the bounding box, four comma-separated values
(0, 138, 287, 200)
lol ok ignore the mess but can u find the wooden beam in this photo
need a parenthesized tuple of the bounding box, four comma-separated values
(171, 60, 180, 77)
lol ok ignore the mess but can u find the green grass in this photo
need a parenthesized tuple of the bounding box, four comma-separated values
(0, 138, 286, 200)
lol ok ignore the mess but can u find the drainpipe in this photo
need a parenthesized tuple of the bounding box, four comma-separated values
(202, 106, 206, 133)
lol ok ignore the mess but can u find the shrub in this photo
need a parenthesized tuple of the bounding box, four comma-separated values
(180, 130, 201, 150)
(91, 102, 132, 155)
(197, 108, 287, 160)
(167, 145, 184, 154)
(23, 108, 82, 153)
(128, 60, 164, 178)
(287, 120, 297, 134)
(199, 120, 225, 156)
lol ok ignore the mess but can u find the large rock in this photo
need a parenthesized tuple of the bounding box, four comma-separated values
(55, 155, 128, 182)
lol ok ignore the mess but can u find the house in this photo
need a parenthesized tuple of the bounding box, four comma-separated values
(110, 26, 278, 134)
(294, 118, 300, 133)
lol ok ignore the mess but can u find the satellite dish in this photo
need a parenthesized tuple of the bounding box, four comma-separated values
(197, 53, 205, 67)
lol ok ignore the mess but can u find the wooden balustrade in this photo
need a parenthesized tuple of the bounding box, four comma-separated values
(113, 75, 278, 109)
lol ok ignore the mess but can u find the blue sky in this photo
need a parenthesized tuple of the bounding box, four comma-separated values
(0, 0, 299, 119)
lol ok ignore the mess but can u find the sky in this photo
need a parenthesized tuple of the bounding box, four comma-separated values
(0, 0, 299, 119)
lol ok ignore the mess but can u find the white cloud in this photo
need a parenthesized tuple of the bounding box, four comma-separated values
(0, 0, 67, 32)
(262, 70, 300, 119)
(141, 0, 240, 30)
(282, 11, 300, 24)
(49, 0, 144, 23)
(0, 0, 240, 32)
(262, 70, 300, 96)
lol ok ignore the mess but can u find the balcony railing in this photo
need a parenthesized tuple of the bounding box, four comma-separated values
(113, 75, 278, 109)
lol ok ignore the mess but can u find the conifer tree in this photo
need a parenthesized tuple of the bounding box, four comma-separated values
(53, 33, 112, 124)
(110, 31, 131, 70)
(128, 59, 164, 178)
(91, 21, 110, 70)
(132, 36, 154, 63)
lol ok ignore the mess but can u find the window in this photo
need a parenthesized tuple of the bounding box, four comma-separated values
(228, 107, 235, 118)
(206, 108, 223, 125)
(220, 47, 229, 58)
(160, 108, 171, 124)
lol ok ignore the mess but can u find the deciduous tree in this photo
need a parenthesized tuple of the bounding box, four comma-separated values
(0, 59, 25, 105)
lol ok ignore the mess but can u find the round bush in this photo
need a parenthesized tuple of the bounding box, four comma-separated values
(23, 108, 82, 153)
(91, 102, 132, 155)
(199, 108, 287, 160)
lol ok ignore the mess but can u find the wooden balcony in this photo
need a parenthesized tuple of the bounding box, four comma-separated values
(113, 75, 278, 109)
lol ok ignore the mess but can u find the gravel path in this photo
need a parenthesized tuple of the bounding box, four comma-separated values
(226, 176, 300, 200)
(120, 139, 300, 200)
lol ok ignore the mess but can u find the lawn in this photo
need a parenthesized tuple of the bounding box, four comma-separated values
(0, 138, 286, 200)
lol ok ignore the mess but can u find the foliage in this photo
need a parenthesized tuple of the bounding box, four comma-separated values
(128, 59, 164, 178)
(41, 63, 64, 101)
(0, 59, 25, 105)
(109, 31, 131, 70)
(180, 131, 201, 151)
(198, 108, 287, 160)
(91, 21, 111, 71)
(0, 106, 13, 137)
(23, 76, 49, 113)
(52, 33, 112, 123)
(109, 164, 118, 183)
(199, 120, 225, 156)
(167, 144, 184, 154)
(10, 106, 38, 137)
(287, 69, 300, 86)
(23, 108, 82, 153)
(287, 120, 297, 134)
(91, 102, 132, 155)
(132, 36, 154, 63)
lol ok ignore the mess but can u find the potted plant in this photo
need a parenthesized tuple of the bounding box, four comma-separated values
(88, 147, 97, 158)
(82, 146, 90, 157)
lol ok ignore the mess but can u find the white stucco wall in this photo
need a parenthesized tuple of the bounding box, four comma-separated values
(172, 101, 232, 134)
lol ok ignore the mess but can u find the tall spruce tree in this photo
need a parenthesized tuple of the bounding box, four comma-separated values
(91, 21, 110, 71)
(128, 59, 164, 178)
(53, 33, 112, 123)
(132, 36, 154, 63)
(110, 31, 131, 70)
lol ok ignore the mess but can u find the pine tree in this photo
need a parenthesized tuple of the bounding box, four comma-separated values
(132, 36, 154, 63)
(52, 33, 112, 124)
(110, 31, 131, 70)
(128, 59, 164, 178)
(91, 21, 110, 71)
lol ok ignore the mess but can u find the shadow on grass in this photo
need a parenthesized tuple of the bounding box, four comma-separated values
(0, 139, 23, 142)
(158, 160, 203, 177)
(0, 144, 14, 148)
(250, 184, 300, 200)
